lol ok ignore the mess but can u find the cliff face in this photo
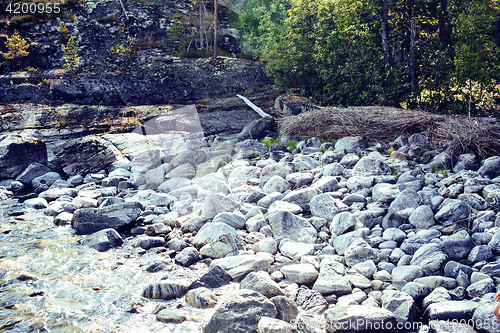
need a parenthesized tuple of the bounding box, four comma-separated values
(0, 0, 271, 106)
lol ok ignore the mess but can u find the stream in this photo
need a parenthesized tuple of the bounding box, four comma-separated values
(0, 200, 230, 333)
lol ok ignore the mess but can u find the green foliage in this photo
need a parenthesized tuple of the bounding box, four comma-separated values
(109, 24, 135, 58)
(228, 0, 287, 52)
(56, 21, 70, 44)
(321, 136, 336, 144)
(386, 146, 394, 155)
(1, 30, 29, 61)
(261, 136, 279, 147)
(235, 0, 499, 114)
(62, 36, 80, 72)
(286, 139, 298, 151)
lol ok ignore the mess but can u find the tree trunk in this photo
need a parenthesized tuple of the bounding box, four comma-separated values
(213, 0, 218, 58)
(406, 19, 417, 95)
(468, 79, 473, 117)
(199, 0, 204, 50)
(438, 0, 448, 51)
(379, 0, 391, 65)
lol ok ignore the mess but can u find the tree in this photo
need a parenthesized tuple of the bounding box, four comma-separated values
(453, 0, 500, 116)
(214, 0, 218, 58)
(62, 36, 80, 72)
(1, 30, 29, 70)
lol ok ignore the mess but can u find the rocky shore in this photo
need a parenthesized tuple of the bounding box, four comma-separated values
(2, 107, 500, 333)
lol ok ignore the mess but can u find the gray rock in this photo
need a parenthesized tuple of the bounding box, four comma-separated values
(280, 263, 319, 284)
(200, 232, 239, 259)
(32, 172, 62, 189)
(428, 319, 478, 333)
(424, 301, 479, 321)
(339, 153, 360, 168)
(262, 175, 291, 194)
(192, 222, 237, 247)
(352, 157, 391, 177)
(257, 317, 295, 333)
(211, 254, 271, 281)
(292, 154, 321, 171)
(468, 245, 493, 263)
(458, 193, 489, 211)
(471, 294, 499, 333)
(53, 137, 117, 177)
(15, 162, 52, 185)
(240, 271, 285, 298)
(81, 228, 123, 252)
(280, 240, 318, 262)
(478, 156, 500, 179)
(335, 136, 368, 153)
(71, 202, 142, 234)
(330, 212, 358, 236)
(351, 260, 377, 279)
(270, 296, 299, 323)
(142, 281, 188, 299)
(269, 211, 317, 244)
(444, 261, 473, 279)
(53, 212, 74, 226)
(310, 194, 348, 221)
(400, 236, 428, 255)
(401, 282, 430, 302)
(324, 305, 397, 332)
(422, 287, 451, 310)
(286, 172, 314, 188)
(252, 238, 278, 254)
(372, 183, 400, 203)
(466, 278, 495, 299)
(381, 290, 416, 323)
(133, 236, 165, 250)
(186, 287, 218, 308)
(156, 309, 187, 323)
(383, 228, 406, 243)
(333, 229, 369, 255)
(289, 285, 328, 315)
(483, 184, 500, 209)
(440, 230, 474, 261)
(283, 188, 321, 211)
(391, 266, 423, 282)
(413, 276, 457, 290)
(203, 289, 277, 333)
(175, 247, 201, 267)
(480, 262, 500, 277)
(258, 192, 284, 209)
(213, 211, 246, 229)
(190, 265, 232, 289)
(389, 188, 421, 213)
(313, 256, 352, 295)
(344, 238, 378, 267)
(408, 205, 435, 229)
(0, 134, 47, 180)
(410, 243, 448, 275)
(434, 200, 471, 226)
(322, 162, 344, 176)
(311, 176, 338, 193)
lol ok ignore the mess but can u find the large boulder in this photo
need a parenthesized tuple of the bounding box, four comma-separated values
(352, 157, 391, 177)
(268, 211, 317, 243)
(81, 228, 124, 252)
(203, 289, 277, 333)
(0, 134, 47, 180)
(71, 202, 142, 234)
(313, 256, 352, 295)
(52, 136, 117, 176)
(334, 136, 368, 153)
(410, 243, 448, 275)
(344, 238, 378, 267)
(324, 305, 397, 332)
(237, 118, 277, 141)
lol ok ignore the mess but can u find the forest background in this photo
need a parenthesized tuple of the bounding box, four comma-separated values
(228, 0, 500, 116)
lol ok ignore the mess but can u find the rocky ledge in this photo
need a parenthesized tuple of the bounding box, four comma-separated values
(2, 121, 500, 332)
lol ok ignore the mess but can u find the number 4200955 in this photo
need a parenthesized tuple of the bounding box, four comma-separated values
(6, 2, 61, 14)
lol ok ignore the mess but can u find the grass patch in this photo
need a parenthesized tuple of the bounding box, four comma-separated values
(261, 136, 278, 148)
(286, 139, 298, 151)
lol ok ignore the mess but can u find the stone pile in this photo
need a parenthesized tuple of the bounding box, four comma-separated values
(2, 130, 500, 333)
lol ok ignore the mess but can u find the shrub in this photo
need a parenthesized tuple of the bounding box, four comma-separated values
(62, 36, 80, 71)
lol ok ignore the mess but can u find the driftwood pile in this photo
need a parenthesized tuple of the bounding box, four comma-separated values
(278, 106, 500, 158)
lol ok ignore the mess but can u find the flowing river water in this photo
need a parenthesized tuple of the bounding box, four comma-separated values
(0, 199, 233, 333)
